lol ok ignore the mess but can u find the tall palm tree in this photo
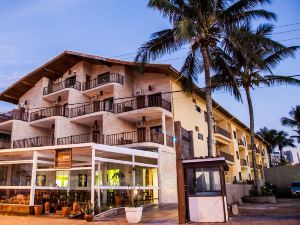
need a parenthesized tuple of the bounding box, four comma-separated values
(135, 0, 276, 157)
(211, 24, 300, 194)
(257, 127, 278, 166)
(281, 105, 300, 143)
(276, 130, 296, 163)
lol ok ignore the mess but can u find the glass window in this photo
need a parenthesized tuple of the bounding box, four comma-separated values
(56, 171, 69, 187)
(187, 167, 221, 196)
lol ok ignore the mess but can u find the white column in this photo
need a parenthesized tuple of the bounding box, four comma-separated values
(29, 151, 38, 206)
(97, 161, 101, 208)
(162, 112, 167, 145)
(91, 148, 95, 208)
(132, 155, 136, 187)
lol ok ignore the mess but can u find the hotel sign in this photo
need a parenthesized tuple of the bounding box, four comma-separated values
(55, 149, 72, 168)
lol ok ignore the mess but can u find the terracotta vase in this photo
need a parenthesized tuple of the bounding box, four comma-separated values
(62, 207, 70, 217)
(34, 206, 43, 216)
(73, 202, 80, 212)
(44, 202, 50, 214)
(84, 214, 94, 222)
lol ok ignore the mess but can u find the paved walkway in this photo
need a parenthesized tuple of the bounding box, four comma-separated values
(0, 199, 299, 225)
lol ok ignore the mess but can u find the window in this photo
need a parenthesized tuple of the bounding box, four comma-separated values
(187, 167, 221, 195)
(236, 151, 239, 160)
(204, 111, 208, 122)
(239, 172, 242, 181)
(192, 98, 197, 103)
(56, 171, 69, 188)
(195, 126, 199, 132)
(195, 105, 201, 113)
(198, 133, 203, 140)
(233, 131, 237, 139)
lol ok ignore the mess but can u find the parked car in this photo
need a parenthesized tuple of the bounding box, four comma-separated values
(290, 182, 300, 196)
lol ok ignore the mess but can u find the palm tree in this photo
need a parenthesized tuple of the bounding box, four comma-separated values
(211, 24, 300, 194)
(276, 130, 296, 163)
(281, 105, 300, 143)
(257, 127, 278, 166)
(135, 0, 276, 157)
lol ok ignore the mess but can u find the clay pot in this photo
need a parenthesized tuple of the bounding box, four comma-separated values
(72, 202, 80, 212)
(62, 207, 71, 217)
(115, 195, 122, 206)
(44, 202, 50, 214)
(34, 206, 43, 216)
(84, 214, 94, 222)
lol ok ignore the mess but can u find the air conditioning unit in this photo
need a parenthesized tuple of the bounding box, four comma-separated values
(92, 95, 99, 101)
(135, 89, 143, 96)
(136, 120, 145, 128)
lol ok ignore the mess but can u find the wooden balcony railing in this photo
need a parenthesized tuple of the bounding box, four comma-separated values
(240, 159, 247, 166)
(30, 106, 68, 121)
(69, 100, 114, 118)
(238, 139, 246, 147)
(219, 151, 234, 162)
(13, 136, 54, 148)
(214, 126, 232, 139)
(115, 95, 172, 113)
(0, 110, 28, 123)
(82, 73, 124, 91)
(57, 133, 104, 145)
(43, 80, 81, 95)
(0, 139, 11, 149)
(106, 131, 173, 147)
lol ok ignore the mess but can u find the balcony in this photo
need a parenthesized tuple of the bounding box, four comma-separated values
(0, 139, 11, 149)
(219, 151, 234, 163)
(238, 139, 247, 149)
(43, 80, 81, 95)
(214, 126, 232, 144)
(57, 133, 104, 145)
(30, 105, 68, 122)
(106, 131, 174, 147)
(115, 95, 172, 114)
(82, 73, 124, 95)
(0, 110, 28, 123)
(240, 159, 248, 167)
(69, 100, 114, 118)
(13, 136, 54, 148)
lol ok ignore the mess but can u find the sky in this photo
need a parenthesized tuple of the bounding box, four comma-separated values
(0, 0, 299, 148)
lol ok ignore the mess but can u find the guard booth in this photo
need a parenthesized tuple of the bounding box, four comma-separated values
(174, 121, 229, 223)
(182, 157, 229, 223)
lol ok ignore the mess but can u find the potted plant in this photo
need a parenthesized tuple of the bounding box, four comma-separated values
(83, 200, 94, 222)
(34, 205, 43, 216)
(125, 188, 143, 224)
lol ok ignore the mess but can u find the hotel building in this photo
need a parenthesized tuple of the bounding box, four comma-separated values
(0, 51, 269, 210)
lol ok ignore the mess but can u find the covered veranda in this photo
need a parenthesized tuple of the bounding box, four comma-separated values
(0, 143, 159, 213)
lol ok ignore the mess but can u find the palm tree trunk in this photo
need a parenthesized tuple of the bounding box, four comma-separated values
(279, 147, 284, 163)
(200, 45, 214, 157)
(245, 86, 261, 195)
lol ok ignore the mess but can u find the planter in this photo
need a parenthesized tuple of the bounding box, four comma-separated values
(84, 214, 94, 222)
(243, 196, 276, 204)
(34, 205, 43, 216)
(62, 207, 71, 217)
(44, 202, 50, 214)
(125, 207, 143, 224)
(73, 202, 81, 212)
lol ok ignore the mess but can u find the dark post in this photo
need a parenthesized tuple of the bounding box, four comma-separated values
(174, 121, 186, 224)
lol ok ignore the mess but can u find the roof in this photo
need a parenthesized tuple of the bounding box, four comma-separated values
(0, 50, 269, 145)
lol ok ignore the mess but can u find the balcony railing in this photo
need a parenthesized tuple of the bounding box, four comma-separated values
(13, 136, 54, 148)
(238, 139, 246, 147)
(30, 106, 68, 121)
(219, 151, 234, 162)
(240, 159, 247, 166)
(0, 110, 28, 123)
(115, 95, 172, 113)
(82, 73, 124, 91)
(106, 131, 173, 147)
(69, 100, 114, 118)
(43, 80, 81, 95)
(214, 126, 232, 139)
(57, 133, 104, 145)
(0, 139, 11, 149)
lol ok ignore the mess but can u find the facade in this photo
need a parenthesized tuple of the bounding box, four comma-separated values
(0, 51, 269, 210)
(284, 150, 294, 164)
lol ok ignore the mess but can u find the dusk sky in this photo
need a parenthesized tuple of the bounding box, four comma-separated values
(0, 0, 299, 147)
